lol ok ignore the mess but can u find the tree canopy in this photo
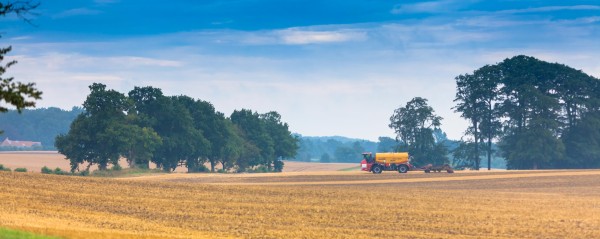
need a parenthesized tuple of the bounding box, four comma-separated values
(56, 83, 298, 173)
(389, 97, 448, 166)
(454, 55, 600, 169)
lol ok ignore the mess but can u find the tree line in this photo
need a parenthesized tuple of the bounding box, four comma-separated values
(389, 55, 600, 170)
(55, 83, 298, 173)
(454, 55, 600, 169)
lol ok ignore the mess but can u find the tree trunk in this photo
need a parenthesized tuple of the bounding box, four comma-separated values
(127, 150, 135, 168)
(99, 163, 107, 171)
(487, 138, 492, 170)
(210, 158, 216, 172)
(474, 119, 480, 170)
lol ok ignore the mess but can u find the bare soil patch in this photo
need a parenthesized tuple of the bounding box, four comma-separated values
(0, 151, 69, 173)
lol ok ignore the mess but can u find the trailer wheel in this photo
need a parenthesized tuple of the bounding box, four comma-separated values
(424, 169, 430, 173)
(398, 165, 409, 173)
(372, 165, 383, 174)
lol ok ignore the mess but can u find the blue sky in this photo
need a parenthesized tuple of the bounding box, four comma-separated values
(2, 0, 600, 141)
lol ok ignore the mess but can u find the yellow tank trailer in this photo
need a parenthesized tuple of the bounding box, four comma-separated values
(373, 152, 409, 164)
(361, 152, 412, 174)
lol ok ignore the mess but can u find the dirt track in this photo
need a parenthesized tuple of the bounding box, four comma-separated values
(123, 169, 600, 186)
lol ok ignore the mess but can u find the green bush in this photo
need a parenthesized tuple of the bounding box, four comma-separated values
(247, 165, 269, 173)
(54, 167, 65, 175)
(186, 164, 210, 173)
(273, 160, 284, 172)
(197, 164, 209, 172)
(79, 170, 90, 176)
(112, 163, 122, 171)
(0, 164, 11, 172)
(14, 168, 27, 173)
(41, 166, 53, 174)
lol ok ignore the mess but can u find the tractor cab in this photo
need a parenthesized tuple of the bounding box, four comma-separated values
(362, 152, 374, 163)
(361, 152, 374, 171)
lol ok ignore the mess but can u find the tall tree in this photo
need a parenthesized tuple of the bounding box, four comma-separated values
(136, 94, 207, 172)
(260, 111, 298, 171)
(561, 111, 600, 168)
(459, 55, 600, 169)
(174, 96, 229, 172)
(218, 119, 246, 171)
(497, 56, 565, 169)
(389, 97, 446, 166)
(56, 83, 131, 171)
(453, 65, 502, 170)
(230, 109, 273, 170)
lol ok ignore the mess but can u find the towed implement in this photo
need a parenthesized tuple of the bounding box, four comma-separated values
(418, 164, 454, 173)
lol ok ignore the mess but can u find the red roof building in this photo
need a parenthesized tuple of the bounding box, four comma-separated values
(0, 138, 42, 148)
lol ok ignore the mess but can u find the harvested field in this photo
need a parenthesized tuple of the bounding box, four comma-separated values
(280, 160, 358, 172)
(0, 151, 69, 173)
(2, 170, 600, 238)
(0, 152, 355, 173)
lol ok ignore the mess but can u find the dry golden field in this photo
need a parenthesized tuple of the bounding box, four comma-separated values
(2, 169, 600, 239)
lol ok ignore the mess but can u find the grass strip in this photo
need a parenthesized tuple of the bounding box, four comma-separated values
(0, 227, 61, 239)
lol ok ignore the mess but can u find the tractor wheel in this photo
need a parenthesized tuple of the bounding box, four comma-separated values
(424, 169, 430, 173)
(372, 165, 383, 174)
(398, 165, 409, 173)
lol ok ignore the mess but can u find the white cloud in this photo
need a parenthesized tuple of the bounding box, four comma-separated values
(391, 0, 471, 14)
(70, 74, 124, 82)
(9, 36, 32, 41)
(276, 29, 366, 45)
(53, 8, 102, 18)
(108, 57, 183, 67)
(497, 5, 600, 14)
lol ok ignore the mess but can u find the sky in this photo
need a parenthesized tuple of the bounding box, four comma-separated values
(1, 0, 599, 141)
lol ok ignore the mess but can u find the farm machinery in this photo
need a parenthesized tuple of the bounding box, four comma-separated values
(417, 164, 454, 173)
(361, 152, 454, 174)
(360, 152, 412, 174)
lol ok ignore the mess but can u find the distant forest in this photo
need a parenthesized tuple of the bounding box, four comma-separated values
(293, 131, 506, 169)
(0, 107, 83, 150)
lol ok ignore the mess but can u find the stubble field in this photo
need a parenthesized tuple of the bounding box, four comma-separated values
(2, 167, 600, 239)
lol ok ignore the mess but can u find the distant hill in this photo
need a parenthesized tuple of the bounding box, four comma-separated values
(294, 135, 380, 163)
(0, 107, 83, 150)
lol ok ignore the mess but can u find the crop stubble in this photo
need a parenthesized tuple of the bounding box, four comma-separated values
(1, 170, 600, 238)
